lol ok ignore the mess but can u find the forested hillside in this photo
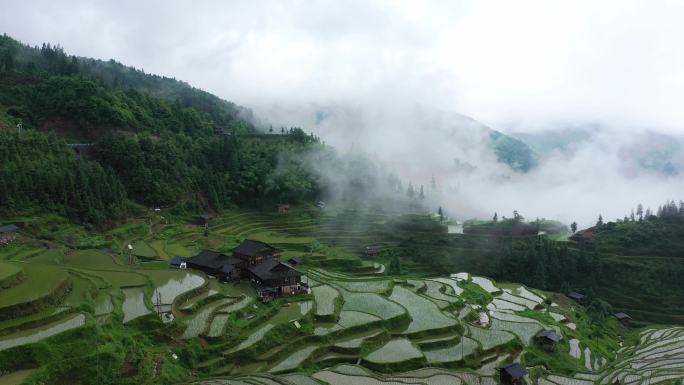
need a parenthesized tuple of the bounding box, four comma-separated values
(0, 34, 251, 138)
(0, 34, 323, 223)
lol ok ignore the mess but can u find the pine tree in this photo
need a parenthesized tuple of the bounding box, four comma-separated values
(597, 214, 603, 226)
(407, 183, 415, 199)
(493, 212, 498, 222)
(571, 222, 577, 233)
(419, 185, 425, 199)
(637, 203, 643, 221)
(388, 255, 401, 275)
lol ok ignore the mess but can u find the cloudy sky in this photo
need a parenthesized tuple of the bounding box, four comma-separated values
(4, 0, 684, 132)
(3, 0, 684, 225)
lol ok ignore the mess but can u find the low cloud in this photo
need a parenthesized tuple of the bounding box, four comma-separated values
(3, 0, 684, 226)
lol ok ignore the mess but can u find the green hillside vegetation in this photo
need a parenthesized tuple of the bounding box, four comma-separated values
(0, 34, 325, 223)
(0, 34, 250, 138)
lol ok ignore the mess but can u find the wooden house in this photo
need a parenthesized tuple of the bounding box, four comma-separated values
(613, 312, 632, 326)
(364, 245, 381, 257)
(570, 227, 595, 242)
(535, 330, 562, 352)
(0, 224, 18, 245)
(169, 256, 187, 269)
(499, 363, 528, 385)
(184, 250, 243, 281)
(567, 291, 586, 303)
(248, 259, 303, 300)
(232, 239, 282, 266)
(287, 256, 303, 266)
(277, 204, 290, 214)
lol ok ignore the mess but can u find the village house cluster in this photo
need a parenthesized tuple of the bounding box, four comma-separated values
(171, 239, 305, 302)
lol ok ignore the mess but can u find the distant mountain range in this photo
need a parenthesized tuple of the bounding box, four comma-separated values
(512, 126, 684, 176)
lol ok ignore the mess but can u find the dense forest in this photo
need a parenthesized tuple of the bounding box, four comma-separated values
(0, 131, 127, 223)
(0, 34, 250, 137)
(0, 34, 324, 223)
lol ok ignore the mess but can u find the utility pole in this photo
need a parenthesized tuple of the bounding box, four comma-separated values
(16, 121, 22, 135)
(156, 291, 162, 317)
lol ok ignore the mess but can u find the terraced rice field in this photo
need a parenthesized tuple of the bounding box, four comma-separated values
(364, 338, 423, 364)
(0, 263, 69, 311)
(467, 325, 515, 351)
(332, 279, 391, 293)
(121, 287, 151, 323)
(313, 285, 339, 318)
(470, 276, 500, 294)
(0, 313, 85, 351)
(0, 262, 21, 285)
(340, 291, 405, 320)
(489, 318, 543, 346)
(150, 271, 205, 305)
(183, 297, 244, 338)
(3, 210, 683, 385)
(423, 336, 479, 364)
(268, 345, 319, 373)
(388, 286, 457, 335)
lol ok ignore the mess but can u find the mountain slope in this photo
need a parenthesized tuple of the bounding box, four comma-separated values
(0, 34, 252, 139)
(0, 34, 322, 223)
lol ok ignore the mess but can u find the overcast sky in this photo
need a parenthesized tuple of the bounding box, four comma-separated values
(3, 0, 684, 133)
(3, 1, 684, 225)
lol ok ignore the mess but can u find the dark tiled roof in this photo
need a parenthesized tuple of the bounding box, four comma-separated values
(186, 250, 241, 270)
(0, 224, 18, 233)
(568, 291, 585, 300)
(233, 240, 281, 258)
(249, 259, 301, 281)
(536, 330, 562, 342)
(169, 256, 186, 266)
(288, 256, 303, 265)
(499, 363, 528, 379)
(614, 312, 632, 320)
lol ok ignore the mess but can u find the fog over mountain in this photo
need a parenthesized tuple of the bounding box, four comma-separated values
(4, 0, 684, 226)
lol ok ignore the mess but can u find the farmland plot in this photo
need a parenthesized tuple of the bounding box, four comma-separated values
(467, 325, 515, 351)
(430, 277, 464, 295)
(268, 345, 319, 373)
(0, 313, 85, 351)
(364, 338, 423, 364)
(471, 276, 500, 293)
(341, 291, 406, 320)
(182, 297, 238, 338)
(332, 279, 391, 293)
(122, 287, 151, 323)
(151, 271, 205, 305)
(487, 299, 525, 312)
(229, 324, 275, 353)
(388, 286, 457, 335)
(423, 280, 459, 306)
(497, 292, 538, 309)
(423, 336, 478, 364)
(489, 318, 543, 346)
(315, 311, 381, 336)
(313, 285, 340, 318)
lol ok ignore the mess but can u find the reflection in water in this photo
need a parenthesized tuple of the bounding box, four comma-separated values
(152, 273, 205, 305)
(0, 314, 85, 351)
(122, 287, 151, 323)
